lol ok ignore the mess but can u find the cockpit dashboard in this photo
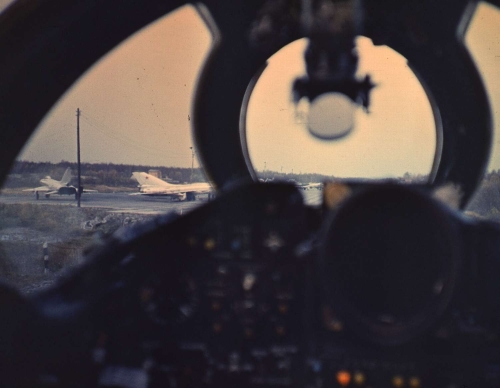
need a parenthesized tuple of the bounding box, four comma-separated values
(0, 0, 499, 387)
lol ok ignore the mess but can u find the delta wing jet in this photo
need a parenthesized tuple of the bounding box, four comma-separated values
(131, 172, 211, 201)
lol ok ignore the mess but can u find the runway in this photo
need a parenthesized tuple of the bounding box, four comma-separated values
(0, 188, 322, 214)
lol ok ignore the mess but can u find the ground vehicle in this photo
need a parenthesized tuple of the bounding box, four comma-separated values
(0, 0, 500, 386)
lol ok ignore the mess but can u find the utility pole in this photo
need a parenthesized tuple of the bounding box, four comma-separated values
(190, 147, 194, 183)
(76, 108, 81, 208)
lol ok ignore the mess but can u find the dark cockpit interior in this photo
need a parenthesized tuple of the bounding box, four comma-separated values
(0, 0, 499, 386)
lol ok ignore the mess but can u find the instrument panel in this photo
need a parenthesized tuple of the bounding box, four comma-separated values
(65, 182, 500, 388)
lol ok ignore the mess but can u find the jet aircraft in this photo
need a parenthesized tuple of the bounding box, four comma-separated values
(302, 182, 323, 190)
(131, 171, 212, 201)
(23, 167, 95, 199)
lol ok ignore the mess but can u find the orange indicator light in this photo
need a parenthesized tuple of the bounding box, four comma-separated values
(336, 370, 351, 386)
(328, 318, 344, 332)
(408, 377, 420, 388)
(392, 375, 404, 388)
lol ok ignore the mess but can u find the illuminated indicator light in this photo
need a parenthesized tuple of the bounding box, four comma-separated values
(204, 238, 216, 251)
(264, 232, 284, 251)
(353, 371, 366, 385)
(213, 323, 222, 333)
(392, 375, 405, 388)
(408, 377, 420, 388)
(327, 318, 343, 332)
(276, 326, 286, 336)
(336, 370, 351, 386)
(243, 273, 257, 291)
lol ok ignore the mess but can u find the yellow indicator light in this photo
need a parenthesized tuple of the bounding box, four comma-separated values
(204, 238, 216, 251)
(392, 375, 405, 388)
(353, 371, 365, 385)
(408, 377, 420, 388)
(336, 370, 351, 386)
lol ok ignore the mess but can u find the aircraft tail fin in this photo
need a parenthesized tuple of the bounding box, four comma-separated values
(60, 168, 72, 185)
(131, 172, 171, 187)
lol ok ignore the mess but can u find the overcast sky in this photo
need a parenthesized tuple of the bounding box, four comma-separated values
(11, 2, 500, 180)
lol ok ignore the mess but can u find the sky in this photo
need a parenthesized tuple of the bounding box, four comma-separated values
(4, 2, 500, 180)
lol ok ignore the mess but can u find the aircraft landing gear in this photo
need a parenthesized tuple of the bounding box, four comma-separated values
(35, 191, 39, 200)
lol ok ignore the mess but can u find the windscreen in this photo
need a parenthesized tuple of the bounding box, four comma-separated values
(0, 5, 213, 293)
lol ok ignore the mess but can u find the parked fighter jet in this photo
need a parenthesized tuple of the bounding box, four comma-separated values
(23, 167, 96, 199)
(131, 171, 211, 201)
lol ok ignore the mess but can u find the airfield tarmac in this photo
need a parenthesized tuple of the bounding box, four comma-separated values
(0, 191, 209, 215)
(0, 189, 322, 214)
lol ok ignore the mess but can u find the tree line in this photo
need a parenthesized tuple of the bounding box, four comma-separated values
(466, 170, 500, 219)
(4, 161, 500, 219)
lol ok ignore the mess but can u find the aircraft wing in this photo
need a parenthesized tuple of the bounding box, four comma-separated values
(22, 186, 50, 192)
(130, 189, 184, 197)
(129, 189, 187, 201)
